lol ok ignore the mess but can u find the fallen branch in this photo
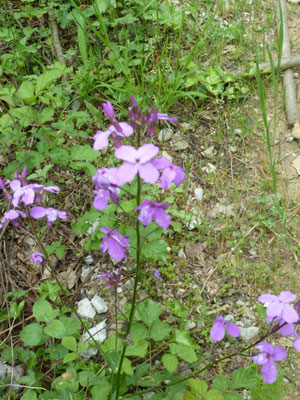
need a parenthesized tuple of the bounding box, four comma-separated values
(276, 0, 300, 138)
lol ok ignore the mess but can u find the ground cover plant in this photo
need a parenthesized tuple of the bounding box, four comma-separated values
(0, 0, 299, 399)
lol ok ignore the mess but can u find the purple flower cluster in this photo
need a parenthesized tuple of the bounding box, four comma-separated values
(0, 165, 66, 229)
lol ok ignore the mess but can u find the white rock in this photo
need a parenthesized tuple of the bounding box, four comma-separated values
(183, 207, 202, 230)
(224, 314, 234, 321)
(194, 187, 204, 201)
(87, 218, 100, 235)
(240, 326, 259, 341)
(185, 321, 196, 330)
(77, 298, 96, 319)
(285, 133, 294, 142)
(234, 128, 242, 135)
(91, 295, 108, 314)
(178, 248, 187, 258)
(0, 362, 23, 391)
(209, 203, 235, 218)
(203, 163, 216, 173)
(161, 151, 173, 162)
(158, 128, 173, 142)
(117, 287, 123, 294)
(85, 255, 94, 264)
(202, 146, 215, 158)
(81, 266, 92, 282)
(230, 145, 237, 153)
(79, 320, 107, 358)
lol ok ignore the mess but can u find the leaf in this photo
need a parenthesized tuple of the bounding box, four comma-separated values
(184, 392, 199, 400)
(142, 239, 169, 261)
(125, 338, 148, 357)
(122, 357, 134, 375)
(63, 352, 78, 363)
(60, 316, 81, 336)
(71, 145, 99, 161)
(130, 323, 148, 340)
(69, 161, 97, 177)
(204, 389, 224, 400)
(62, 336, 77, 352)
(230, 368, 257, 389)
(174, 329, 198, 348)
(44, 320, 66, 339)
(150, 320, 172, 341)
(94, 0, 110, 13)
(33, 299, 58, 323)
(20, 390, 37, 400)
(135, 299, 163, 327)
(188, 378, 208, 395)
(91, 383, 110, 400)
(223, 393, 243, 400)
(20, 323, 43, 346)
(161, 353, 178, 373)
(35, 68, 65, 95)
(169, 343, 197, 363)
(212, 375, 230, 392)
(17, 81, 35, 102)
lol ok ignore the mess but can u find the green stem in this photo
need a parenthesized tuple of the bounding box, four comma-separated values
(115, 175, 142, 399)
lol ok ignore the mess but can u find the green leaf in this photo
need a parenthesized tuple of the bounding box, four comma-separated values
(78, 342, 89, 353)
(119, 198, 137, 213)
(125, 338, 148, 357)
(21, 390, 37, 400)
(188, 378, 208, 395)
(204, 389, 224, 400)
(122, 357, 134, 375)
(62, 336, 77, 352)
(60, 316, 81, 336)
(212, 375, 230, 392)
(20, 323, 43, 346)
(33, 299, 59, 323)
(63, 352, 78, 363)
(44, 320, 66, 339)
(71, 145, 99, 162)
(169, 343, 197, 363)
(184, 392, 199, 400)
(94, 0, 110, 13)
(135, 299, 163, 327)
(150, 320, 172, 341)
(161, 353, 178, 373)
(70, 161, 97, 177)
(35, 68, 65, 95)
(9, 300, 24, 319)
(101, 334, 122, 353)
(17, 81, 35, 102)
(142, 239, 169, 261)
(130, 323, 148, 340)
(174, 329, 198, 348)
(91, 383, 110, 400)
(223, 393, 243, 400)
(230, 368, 257, 389)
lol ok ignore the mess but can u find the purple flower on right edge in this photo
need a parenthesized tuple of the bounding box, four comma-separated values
(251, 342, 287, 384)
(258, 291, 298, 323)
(210, 316, 240, 341)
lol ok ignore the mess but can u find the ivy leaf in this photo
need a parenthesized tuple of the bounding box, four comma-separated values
(20, 323, 43, 346)
(230, 368, 257, 389)
(150, 320, 172, 341)
(135, 299, 163, 327)
(161, 353, 178, 373)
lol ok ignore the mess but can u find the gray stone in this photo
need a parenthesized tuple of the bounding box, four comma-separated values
(194, 187, 204, 201)
(158, 128, 173, 142)
(91, 295, 108, 314)
(240, 326, 259, 341)
(0, 362, 23, 391)
(77, 298, 96, 319)
(79, 320, 107, 358)
(178, 248, 186, 258)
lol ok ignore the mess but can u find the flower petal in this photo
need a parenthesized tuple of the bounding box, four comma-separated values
(30, 206, 46, 219)
(258, 294, 278, 303)
(93, 129, 112, 150)
(278, 291, 297, 303)
(137, 143, 159, 163)
(138, 163, 159, 184)
(115, 145, 137, 162)
(225, 321, 241, 338)
(116, 163, 138, 185)
(107, 237, 126, 260)
(282, 304, 299, 323)
(272, 346, 287, 361)
(210, 317, 225, 341)
(154, 208, 171, 229)
(261, 360, 277, 384)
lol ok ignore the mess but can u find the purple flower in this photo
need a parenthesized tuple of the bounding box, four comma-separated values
(115, 144, 159, 185)
(100, 227, 130, 261)
(126, 334, 134, 345)
(30, 207, 67, 227)
(258, 291, 298, 323)
(94, 266, 121, 289)
(145, 107, 178, 137)
(93, 123, 134, 151)
(8, 179, 60, 207)
(135, 199, 171, 228)
(0, 209, 26, 229)
(30, 252, 46, 265)
(92, 168, 120, 210)
(274, 319, 300, 353)
(150, 268, 162, 281)
(252, 342, 287, 384)
(0, 177, 12, 200)
(210, 316, 240, 341)
(152, 157, 185, 189)
(102, 101, 115, 119)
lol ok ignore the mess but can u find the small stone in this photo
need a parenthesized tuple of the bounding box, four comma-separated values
(236, 300, 245, 306)
(197, 321, 205, 328)
(185, 321, 196, 330)
(79, 320, 107, 358)
(85, 255, 94, 264)
(230, 145, 237, 153)
(194, 187, 204, 201)
(208, 203, 235, 218)
(224, 314, 234, 321)
(91, 295, 108, 314)
(117, 287, 123, 294)
(77, 298, 96, 319)
(87, 218, 100, 235)
(202, 146, 215, 158)
(161, 151, 173, 162)
(180, 122, 191, 130)
(158, 128, 173, 142)
(81, 266, 92, 282)
(178, 248, 187, 258)
(240, 326, 259, 341)
(234, 128, 242, 135)
(174, 138, 189, 151)
(203, 163, 216, 173)
(285, 133, 294, 142)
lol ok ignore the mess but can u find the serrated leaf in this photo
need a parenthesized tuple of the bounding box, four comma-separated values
(20, 323, 43, 346)
(184, 392, 199, 400)
(150, 320, 172, 341)
(44, 320, 66, 339)
(33, 299, 58, 323)
(63, 352, 78, 363)
(212, 375, 230, 392)
(122, 357, 134, 375)
(174, 329, 199, 348)
(223, 393, 243, 400)
(17, 81, 35, 102)
(62, 336, 77, 352)
(188, 378, 208, 395)
(135, 299, 163, 327)
(125, 338, 148, 357)
(69, 161, 97, 177)
(142, 239, 168, 261)
(161, 353, 178, 373)
(230, 368, 257, 389)
(130, 323, 148, 339)
(71, 145, 99, 161)
(35, 69, 65, 95)
(78, 342, 89, 353)
(204, 389, 224, 400)
(169, 343, 197, 363)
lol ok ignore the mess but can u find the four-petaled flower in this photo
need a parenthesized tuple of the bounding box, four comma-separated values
(30, 252, 46, 265)
(258, 291, 298, 323)
(30, 207, 67, 227)
(92, 168, 120, 210)
(135, 199, 171, 228)
(152, 157, 185, 189)
(115, 144, 159, 185)
(252, 342, 287, 384)
(93, 123, 134, 151)
(100, 227, 130, 261)
(210, 316, 240, 341)
(0, 209, 26, 229)
(94, 266, 121, 289)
